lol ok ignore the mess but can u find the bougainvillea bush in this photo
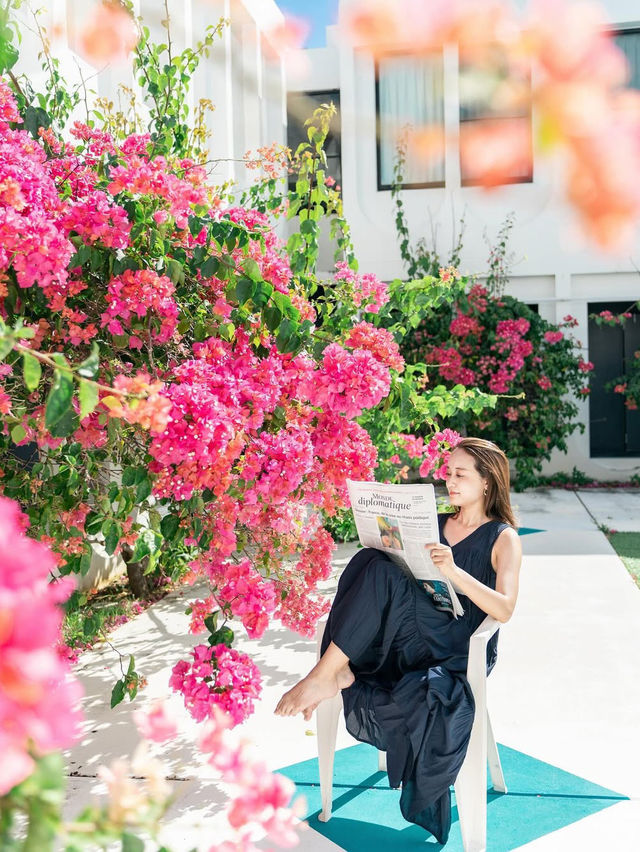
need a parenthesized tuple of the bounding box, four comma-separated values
(391, 153, 593, 488)
(0, 4, 488, 737)
(402, 282, 593, 488)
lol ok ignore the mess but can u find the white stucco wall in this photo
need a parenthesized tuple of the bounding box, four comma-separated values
(13, 0, 286, 187)
(288, 0, 640, 481)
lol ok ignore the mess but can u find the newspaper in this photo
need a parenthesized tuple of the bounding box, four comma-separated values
(346, 479, 464, 618)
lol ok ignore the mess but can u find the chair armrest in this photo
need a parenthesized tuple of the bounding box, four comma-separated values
(466, 615, 501, 690)
(469, 614, 501, 646)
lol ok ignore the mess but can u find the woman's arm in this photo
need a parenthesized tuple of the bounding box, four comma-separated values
(426, 528, 522, 623)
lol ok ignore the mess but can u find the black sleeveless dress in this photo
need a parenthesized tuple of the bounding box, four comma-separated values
(321, 514, 511, 844)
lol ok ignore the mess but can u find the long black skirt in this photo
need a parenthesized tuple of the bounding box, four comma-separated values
(321, 547, 476, 845)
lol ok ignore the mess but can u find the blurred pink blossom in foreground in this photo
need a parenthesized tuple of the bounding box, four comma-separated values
(0, 496, 83, 794)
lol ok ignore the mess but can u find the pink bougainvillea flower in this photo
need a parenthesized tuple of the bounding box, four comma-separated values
(170, 644, 262, 726)
(76, 2, 138, 66)
(200, 707, 305, 849)
(0, 497, 83, 795)
(263, 14, 310, 78)
(459, 117, 533, 189)
(134, 699, 179, 743)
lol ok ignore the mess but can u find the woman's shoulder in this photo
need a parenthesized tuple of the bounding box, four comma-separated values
(484, 518, 517, 549)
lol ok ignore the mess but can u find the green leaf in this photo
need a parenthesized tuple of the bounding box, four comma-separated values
(0, 39, 19, 74)
(85, 512, 103, 536)
(0, 335, 13, 361)
(275, 318, 298, 352)
(103, 520, 121, 556)
(10, 423, 26, 444)
(122, 467, 137, 486)
(209, 625, 234, 647)
(135, 477, 152, 503)
(22, 350, 41, 391)
(121, 833, 145, 852)
(45, 355, 73, 430)
(110, 679, 126, 709)
(201, 255, 220, 279)
(77, 344, 100, 379)
(79, 550, 92, 576)
(242, 258, 262, 282)
(252, 280, 273, 308)
(160, 513, 180, 540)
(131, 530, 151, 562)
(165, 258, 184, 284)
(79, 380, 99, 420)
(204, 612, 219, 634)
(263, 305, 282, 332)
(235, 277, 255, 304)
(23, 105, 51, 139)
(48, 405, 80, 438)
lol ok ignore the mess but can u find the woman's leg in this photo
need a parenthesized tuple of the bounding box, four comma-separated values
(274, 640, 355, 719)
(275, 549, 412, 719)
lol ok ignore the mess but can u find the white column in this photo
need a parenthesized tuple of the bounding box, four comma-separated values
(194, 0, 235, 182)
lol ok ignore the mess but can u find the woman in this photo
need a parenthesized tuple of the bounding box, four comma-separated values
(275, 437, 522, 843)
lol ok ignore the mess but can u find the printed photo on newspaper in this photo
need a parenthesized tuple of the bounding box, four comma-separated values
(346, 479, 464, 618)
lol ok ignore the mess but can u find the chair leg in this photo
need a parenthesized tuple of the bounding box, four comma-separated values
(486, 710, 507, 793)
(454, 643, 489, 852)
(317, 692, 342, 822)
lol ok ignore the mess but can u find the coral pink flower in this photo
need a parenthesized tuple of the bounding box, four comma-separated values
(134, 699, 179, 743)
(0, 497, 83, 795)
(544, 331, 564, 343)
(76, 2, 138, 66)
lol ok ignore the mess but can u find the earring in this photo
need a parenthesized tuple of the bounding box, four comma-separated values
(483, 486, 488, 496)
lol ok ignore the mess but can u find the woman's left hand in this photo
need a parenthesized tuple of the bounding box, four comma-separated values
(425, 543, 458, 580)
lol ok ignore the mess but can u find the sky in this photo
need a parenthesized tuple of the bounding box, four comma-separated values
(276, 0, 338, 48)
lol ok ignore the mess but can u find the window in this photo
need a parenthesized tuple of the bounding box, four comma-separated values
(613, 29, 640, 90)
(458, 62, 533, 186)
(588, 301, 640, 456)
(374, 51, 533, 190)
(287, 90, 341, 189)
(375, 53, 445, 190)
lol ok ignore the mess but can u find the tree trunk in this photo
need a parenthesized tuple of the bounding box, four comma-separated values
(121, 544, 150, 599)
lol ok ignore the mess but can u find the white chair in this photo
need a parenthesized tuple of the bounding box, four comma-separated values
(315, 615, 507, 852)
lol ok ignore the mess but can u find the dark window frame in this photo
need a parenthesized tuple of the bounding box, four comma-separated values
(374, 52, 446, 192)
(287, 89, 342, 191)
(609, 26, 640, 91)
(588, 300, 640, 458)
(458, 60, 534, 188)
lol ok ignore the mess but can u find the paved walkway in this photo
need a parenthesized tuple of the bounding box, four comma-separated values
(64, 490, 640, 850)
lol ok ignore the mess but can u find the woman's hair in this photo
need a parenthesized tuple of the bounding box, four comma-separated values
(453, 437, 517, 528)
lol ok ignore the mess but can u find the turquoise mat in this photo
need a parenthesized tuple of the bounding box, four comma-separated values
(518, 527, 544, 536)
(278, 743, 626, 850)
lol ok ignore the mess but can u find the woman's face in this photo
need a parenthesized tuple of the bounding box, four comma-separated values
(445, 448, 487, 508)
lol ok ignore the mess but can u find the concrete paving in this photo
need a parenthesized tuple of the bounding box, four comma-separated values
(576, 490, 640, 532)
(64, 490, 640, 851)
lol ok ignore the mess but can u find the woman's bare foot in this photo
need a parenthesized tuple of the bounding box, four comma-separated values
(336, 663, 355, 692)
(275, 641, 354, 719)
(277, 664, 355, 720)
(301, 667, 355, 721)
(302, 702, 319, 722)
(275, 672, 340, 717)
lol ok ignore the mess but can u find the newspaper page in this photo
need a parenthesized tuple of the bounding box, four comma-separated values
(346, 479, 464, 618)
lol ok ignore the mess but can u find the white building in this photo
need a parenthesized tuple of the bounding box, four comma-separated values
(13, 0, 287, 187)
(286, 0, 640, 481)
